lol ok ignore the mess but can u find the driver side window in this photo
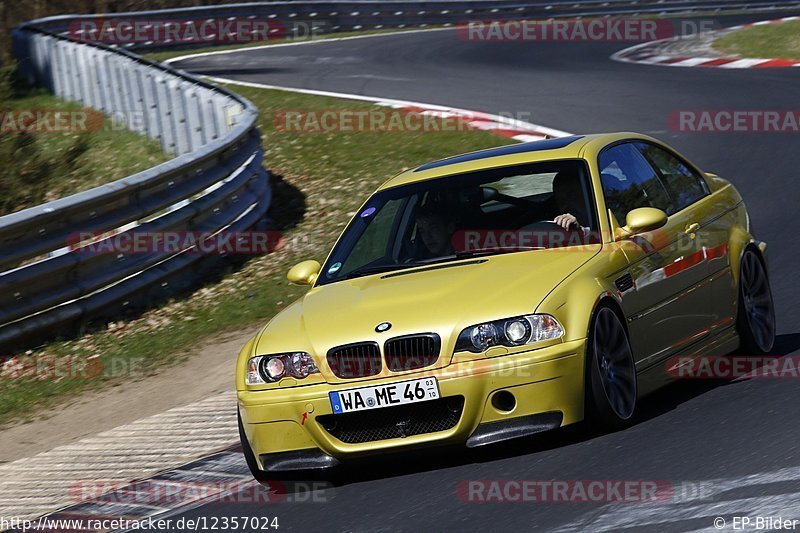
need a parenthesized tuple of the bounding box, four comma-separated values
(599, 143, 673, 225)
(635, 142, 708, 213)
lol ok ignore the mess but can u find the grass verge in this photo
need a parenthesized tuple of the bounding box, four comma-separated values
(0, 68, 169, 216)
(146, 14, 793, 64)
(713, 20, 800, 59)
(0, 84, 510, 426)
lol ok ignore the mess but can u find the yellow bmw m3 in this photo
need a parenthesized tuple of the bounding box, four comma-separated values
(236, 132, 775, 476)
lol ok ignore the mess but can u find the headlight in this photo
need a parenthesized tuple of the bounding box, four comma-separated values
(246, 352, 319, 385)
(265, 357, 286, 381)
(455, 315, 564, 353)
(470, 323, 499, 351)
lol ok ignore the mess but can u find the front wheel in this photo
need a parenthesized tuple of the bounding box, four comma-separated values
(737, 248, 776, 354)
(585, 305, 637, 429)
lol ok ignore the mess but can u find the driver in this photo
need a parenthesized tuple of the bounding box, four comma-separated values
(415, 204, 458, 258)
(552, 171, 588, 230)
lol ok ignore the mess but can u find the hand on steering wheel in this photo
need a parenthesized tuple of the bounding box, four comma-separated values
(554, 213, 579, 230)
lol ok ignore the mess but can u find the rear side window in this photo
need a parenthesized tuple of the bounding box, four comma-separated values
(636, 142, 708, 212)
(598, 143, 673, 224)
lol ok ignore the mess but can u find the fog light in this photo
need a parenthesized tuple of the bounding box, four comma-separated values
(492, 390, 516, 412)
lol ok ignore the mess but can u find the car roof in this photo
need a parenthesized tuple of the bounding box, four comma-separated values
(378, 132, 650, 190)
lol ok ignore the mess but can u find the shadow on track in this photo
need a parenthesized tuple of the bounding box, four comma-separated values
(633, 332, 800, 424)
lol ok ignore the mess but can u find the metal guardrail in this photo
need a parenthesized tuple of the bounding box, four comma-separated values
(4, 20, 270, 349)
(5, 0, 797, 350)
(21, 0, 800, 55)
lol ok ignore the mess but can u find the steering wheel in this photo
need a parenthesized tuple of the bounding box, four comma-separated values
(515, 221, 579, 248)
(525, 220, 568, 230)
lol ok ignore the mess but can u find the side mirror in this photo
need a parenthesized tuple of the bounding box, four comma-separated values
(287, 260, 321, 286)
(622, 207, 668, 236)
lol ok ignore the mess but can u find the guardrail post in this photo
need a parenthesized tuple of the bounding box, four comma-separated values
(155, 76, 177, 153)
(122, 64, 145, 136)
(185, 88, 204, 152)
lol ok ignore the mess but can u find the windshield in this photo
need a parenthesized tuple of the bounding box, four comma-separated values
(318, 159, 598, 285)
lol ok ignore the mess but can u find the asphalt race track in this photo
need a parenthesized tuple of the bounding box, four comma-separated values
(168, 12, 800, 532)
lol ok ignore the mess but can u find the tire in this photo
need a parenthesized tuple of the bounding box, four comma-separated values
(737, 248, 776, 354)
(585, 305, 638, 430)
(238, 409, 269, 483)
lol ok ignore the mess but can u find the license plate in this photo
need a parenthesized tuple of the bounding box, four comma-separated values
(329, 377, 439, 415)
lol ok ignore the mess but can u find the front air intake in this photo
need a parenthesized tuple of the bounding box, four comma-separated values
(327, 342, 382, 378)
(384, 333, 441, 372)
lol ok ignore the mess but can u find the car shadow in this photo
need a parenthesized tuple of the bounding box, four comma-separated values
(630, 331, 800, 425)
(263, 332, 800, 493)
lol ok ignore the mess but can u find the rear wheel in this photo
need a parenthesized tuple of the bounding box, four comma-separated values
(737, 248, 776, 354)
(585, 305, 637, 429)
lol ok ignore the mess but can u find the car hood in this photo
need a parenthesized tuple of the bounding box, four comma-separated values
(255, 246, 600, 383)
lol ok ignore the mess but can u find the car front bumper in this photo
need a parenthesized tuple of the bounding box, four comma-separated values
(238, 338, 587, 472)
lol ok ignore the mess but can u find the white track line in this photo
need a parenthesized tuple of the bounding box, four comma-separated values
(718, 58, 773, 68)
(163, 27, 453, 65)
(201, 76, 572, 139)
(165, 27, 571, 139)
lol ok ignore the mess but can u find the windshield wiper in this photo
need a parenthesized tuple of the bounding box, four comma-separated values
(455, 246, 544, 258)
(339, 247, 544, 280)
(339, 264, 413, 280)
(416, 246, 544, 265)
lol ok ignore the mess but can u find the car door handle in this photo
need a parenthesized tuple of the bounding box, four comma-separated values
(685, 222, 700, 236)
